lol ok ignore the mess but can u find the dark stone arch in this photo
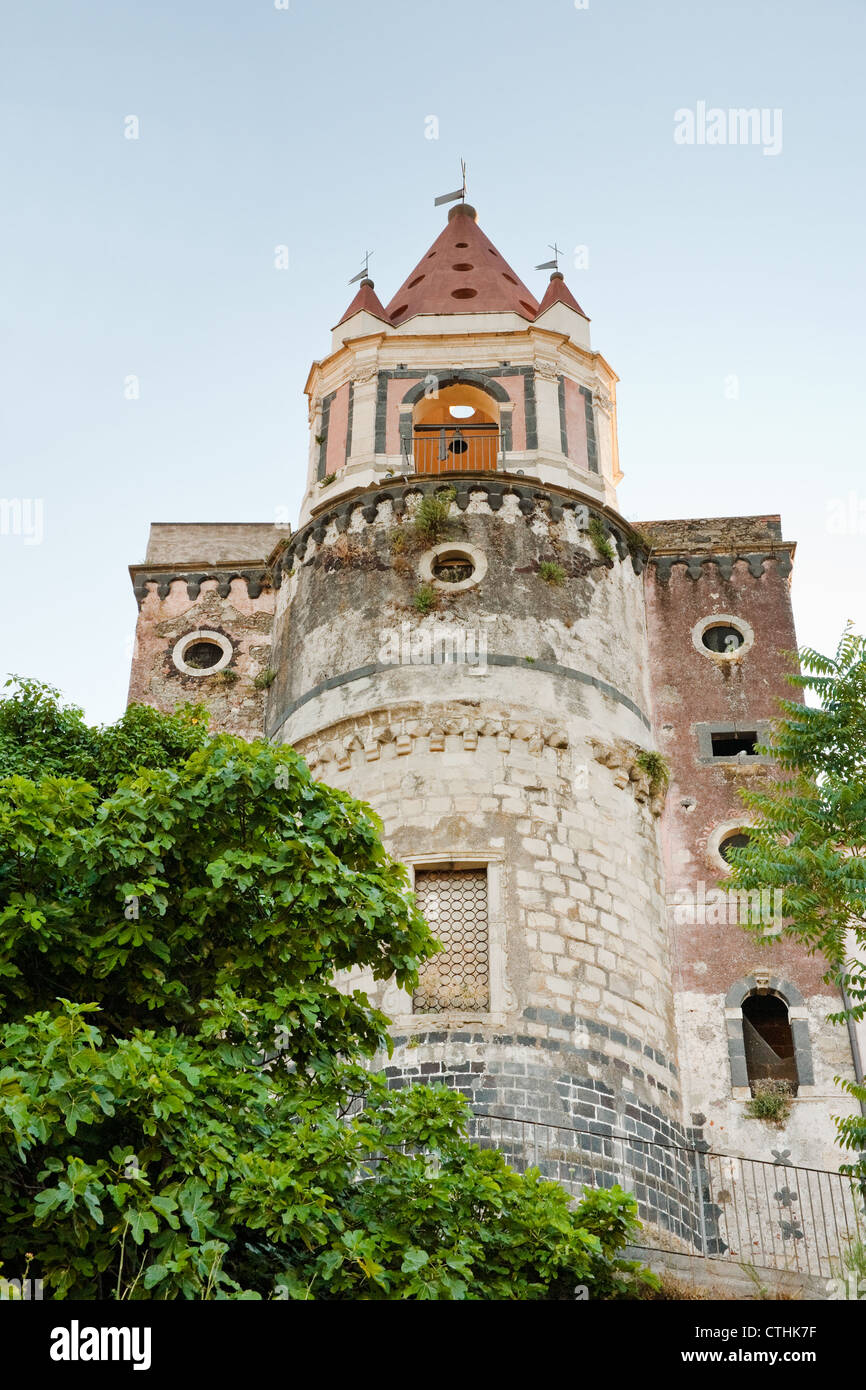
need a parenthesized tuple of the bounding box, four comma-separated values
(725, 974, 813, 1089)
(400, 370, 512, 406)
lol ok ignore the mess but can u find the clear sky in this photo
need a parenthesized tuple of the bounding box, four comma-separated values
(2, 0, 864, 725)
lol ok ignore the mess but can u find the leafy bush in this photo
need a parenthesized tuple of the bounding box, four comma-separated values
(0, 682, 654, 1300)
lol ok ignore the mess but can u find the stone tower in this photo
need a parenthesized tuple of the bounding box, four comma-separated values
(262, 201, 694, 1236)
(126, 201, 859, 1254)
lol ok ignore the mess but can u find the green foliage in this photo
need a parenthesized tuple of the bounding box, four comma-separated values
(412, 585, 437, 614)
(0, 683, 652, 1299)
(724, 629, 866, 1169)
(588, 516, 615, 563)
(744, 1081, 793, 1126)
(253, 669, 276, 690)
(538, 561, 566, 586)
(318, 472, 336, 486)
(414, 488, 456, 544)
(635, 749, 671, 799)
(0, 678, 209, 793)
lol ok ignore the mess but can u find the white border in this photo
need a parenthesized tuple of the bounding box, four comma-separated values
(708, 819, 754, 874)
(418, 542, 488, 593)
(691, 613, 755, 660)
(172, 629, 233, 677)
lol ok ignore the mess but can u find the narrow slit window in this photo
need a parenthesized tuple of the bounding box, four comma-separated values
(413, 868, 489, 1013)
(742, 993, 799, 1095)
(711, 731, 758, 757)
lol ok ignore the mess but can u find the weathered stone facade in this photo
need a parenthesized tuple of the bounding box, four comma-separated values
(127, 522, 281, 740)
(125, 206, 859, 1248)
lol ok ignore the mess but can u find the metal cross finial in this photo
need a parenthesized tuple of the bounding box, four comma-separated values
(535, 242, 562, 272)
(348, 250, 373, 285)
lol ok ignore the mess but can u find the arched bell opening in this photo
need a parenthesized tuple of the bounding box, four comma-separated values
(411, 383, 501, 474)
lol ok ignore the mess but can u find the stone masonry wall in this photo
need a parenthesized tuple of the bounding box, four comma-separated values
(262, 482, 699, 1239)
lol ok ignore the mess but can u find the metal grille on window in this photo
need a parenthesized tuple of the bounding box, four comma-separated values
(413, 869, 489, 1013)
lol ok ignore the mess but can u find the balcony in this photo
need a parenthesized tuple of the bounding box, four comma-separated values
(402, 424, 503, 475)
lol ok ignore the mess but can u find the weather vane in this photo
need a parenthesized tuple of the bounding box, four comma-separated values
(348, 250, 373, 285)
(535, 242, 561, 272)
(434, 157, 468, 207)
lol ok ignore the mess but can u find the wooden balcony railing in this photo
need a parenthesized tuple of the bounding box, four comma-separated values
(403, 425, 503, 475)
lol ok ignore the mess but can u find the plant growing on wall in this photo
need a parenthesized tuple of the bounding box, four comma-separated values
(635, 749, 671, 800)
(588, 516, 615, 563)
(744, 1081, 793, 1126)
(538, 560, 566, 585)
(414, 488, 456, 544)
(412, 584, 437, 614)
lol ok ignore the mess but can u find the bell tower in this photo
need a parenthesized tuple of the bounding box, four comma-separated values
(266, 202, 695, 1243)
(298, 202, 620, 529)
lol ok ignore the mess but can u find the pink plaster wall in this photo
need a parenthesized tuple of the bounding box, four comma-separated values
(563, 378, 588, 468)
(325, 383, 350, 475)
(127, 577, 275, 740)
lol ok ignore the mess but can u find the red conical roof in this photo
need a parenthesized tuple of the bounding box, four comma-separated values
(335, 277, 390, 328)
(384, 204, 539, 326)
(534, 271, 589, 322)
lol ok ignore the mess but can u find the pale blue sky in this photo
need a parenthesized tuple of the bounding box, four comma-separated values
(2, 0, 864, 724)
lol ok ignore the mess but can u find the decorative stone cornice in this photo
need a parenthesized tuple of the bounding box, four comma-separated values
(292, 704, 570, 775)
(270, 474, 648, 580)
(649, 551, 794, 582)
(130, 566, 273, 607)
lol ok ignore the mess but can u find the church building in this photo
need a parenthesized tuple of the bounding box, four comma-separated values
(126, 200, 860, 1268)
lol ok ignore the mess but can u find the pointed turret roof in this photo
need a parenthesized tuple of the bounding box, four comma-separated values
(335, 277, 390, 328)
(384, 204, 540, 326)
(534, 271, 589, 322)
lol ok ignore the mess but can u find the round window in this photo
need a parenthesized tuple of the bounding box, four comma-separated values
(172, 630, 233, 677)
(419, 542, 488, 592)
(719, 830, 751, 863)
(702, 624, 745, 655)
(692, 614, 755, 660)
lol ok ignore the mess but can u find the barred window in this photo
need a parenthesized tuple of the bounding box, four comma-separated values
(413, 868, 489, 1013)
